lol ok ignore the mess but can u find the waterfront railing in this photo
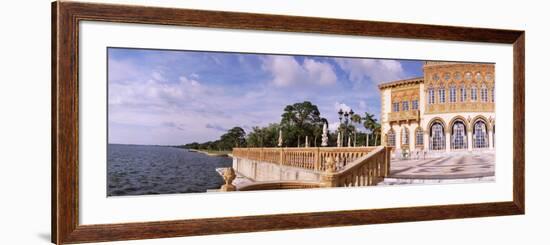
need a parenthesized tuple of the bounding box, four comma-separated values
(232, 146, 391, 188)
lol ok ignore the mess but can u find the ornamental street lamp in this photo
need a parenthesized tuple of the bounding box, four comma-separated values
(338, 108, 354, 147)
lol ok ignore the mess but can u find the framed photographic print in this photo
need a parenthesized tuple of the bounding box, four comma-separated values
(52, 1, 525, 244)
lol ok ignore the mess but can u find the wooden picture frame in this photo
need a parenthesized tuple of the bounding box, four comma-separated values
(52, 1, 525, 244)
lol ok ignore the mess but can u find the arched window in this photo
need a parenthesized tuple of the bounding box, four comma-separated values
(387, 129, 396, 147)
(415, 128, 424, 147)
(428, 87, 435, 104)
(475, 72, 482, 81)
(401, 128, 409, 146)
(465, 72, 472, 81)
(444, 72, 451, 81)
(412, 99, 419, 110)
(481, 83, 488, 102)
(451, 121, 467, 150)
(438, 84, 446, 103)
(393, 101, 399, 112)
(474, 120, 488, 148)
(471, 85, 478, 101)
(402, 101, 409, 111)
(491, 87, 495, 102)
(454, 72, 462, 81)
(460, 84, 467, 102)
(430, 122, 445, 151)
(450, 85, 457, 103)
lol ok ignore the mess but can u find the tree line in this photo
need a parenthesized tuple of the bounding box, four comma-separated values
(179, 101, 381, 151)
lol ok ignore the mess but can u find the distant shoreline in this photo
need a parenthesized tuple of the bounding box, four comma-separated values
(187, 149, 231, 157)
(108, 143, 174, 147)
(108, 144, 232, 157)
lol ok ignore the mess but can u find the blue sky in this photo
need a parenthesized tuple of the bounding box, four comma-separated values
(108, 48, 423, 145)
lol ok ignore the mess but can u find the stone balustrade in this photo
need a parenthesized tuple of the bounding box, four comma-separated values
(228, 146, 391, 191)
(321, 146, 391, 187)
(232, 147, 378, 172)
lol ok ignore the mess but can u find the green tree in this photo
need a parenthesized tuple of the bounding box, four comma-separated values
(362, 112, 381, 146)
(373, 124, 381, 146)
(350, 114, 362, 146)
(246, 123, 280, 147)
(219, 127, 246, 150)
(280, 101, 323, 147)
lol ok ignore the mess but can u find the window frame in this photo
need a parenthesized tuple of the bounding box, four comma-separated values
(438, 86, 446, 104)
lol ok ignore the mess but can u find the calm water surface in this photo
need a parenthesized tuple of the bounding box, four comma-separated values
(108, 144, 232, 196)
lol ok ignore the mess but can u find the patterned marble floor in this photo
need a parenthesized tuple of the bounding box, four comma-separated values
(388, 152, 495, 179)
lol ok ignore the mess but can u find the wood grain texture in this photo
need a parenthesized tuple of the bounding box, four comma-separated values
(64, 202, 521, 244)
(61, 1, 522, 43)
(513, 33, 525, 213)
(52, 1, 525, 244)
(53, 1, 80, 244)
(51, 1, 58, 243)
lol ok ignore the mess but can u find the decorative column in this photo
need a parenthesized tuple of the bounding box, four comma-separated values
(445, 131, 451, 153)
(321, 156, 338, 187)
(321, 123, 328, 147)
(424, 131, 429, 152)
(409, 125, 416, 150)
(467, 129, 473, 151)
(278, 129, 283, 147)
(488, 128, 494, 150)
(395, 125, 401, 151)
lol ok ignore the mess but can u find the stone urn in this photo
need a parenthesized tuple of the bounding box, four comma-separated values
(220, 167, 236, 191)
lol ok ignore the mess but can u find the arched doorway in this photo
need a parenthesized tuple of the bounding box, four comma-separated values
(429, 121, 445, 151)
(451, 120, 467, 150)
(473, 120, 489, 148)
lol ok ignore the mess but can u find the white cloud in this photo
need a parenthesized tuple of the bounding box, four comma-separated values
(262, 56, 337, 87)
(328, 122, 340, 132)
(108, 70, 283, 144)
(303, 59, 338, 85)
(107, 53, 391, 145)
(335, 58, 406, 84)
(151, 70, 164, 81)
(334, 102, 351, 113)
(108, 59, 144, 84)
(109, 73, 205, 109)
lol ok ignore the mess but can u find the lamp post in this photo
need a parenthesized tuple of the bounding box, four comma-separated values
(338, 108, 354, 147)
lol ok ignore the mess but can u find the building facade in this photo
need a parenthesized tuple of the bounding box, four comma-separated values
(379, 62, 495, 155)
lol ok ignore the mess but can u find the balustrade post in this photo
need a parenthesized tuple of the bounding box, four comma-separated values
(321, 156, 339, 187)
(279, 148, 283, 164)
(314, 148, 320, 170)
(385, 147, 391, 176)
(260, 147, 264, 161)
(280, 148, 285, 165)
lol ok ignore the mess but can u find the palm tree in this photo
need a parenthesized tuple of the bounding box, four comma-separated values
(372, 123, 381, 146)
(350, 114, 362, 146)
(362, 112, 377, 146)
